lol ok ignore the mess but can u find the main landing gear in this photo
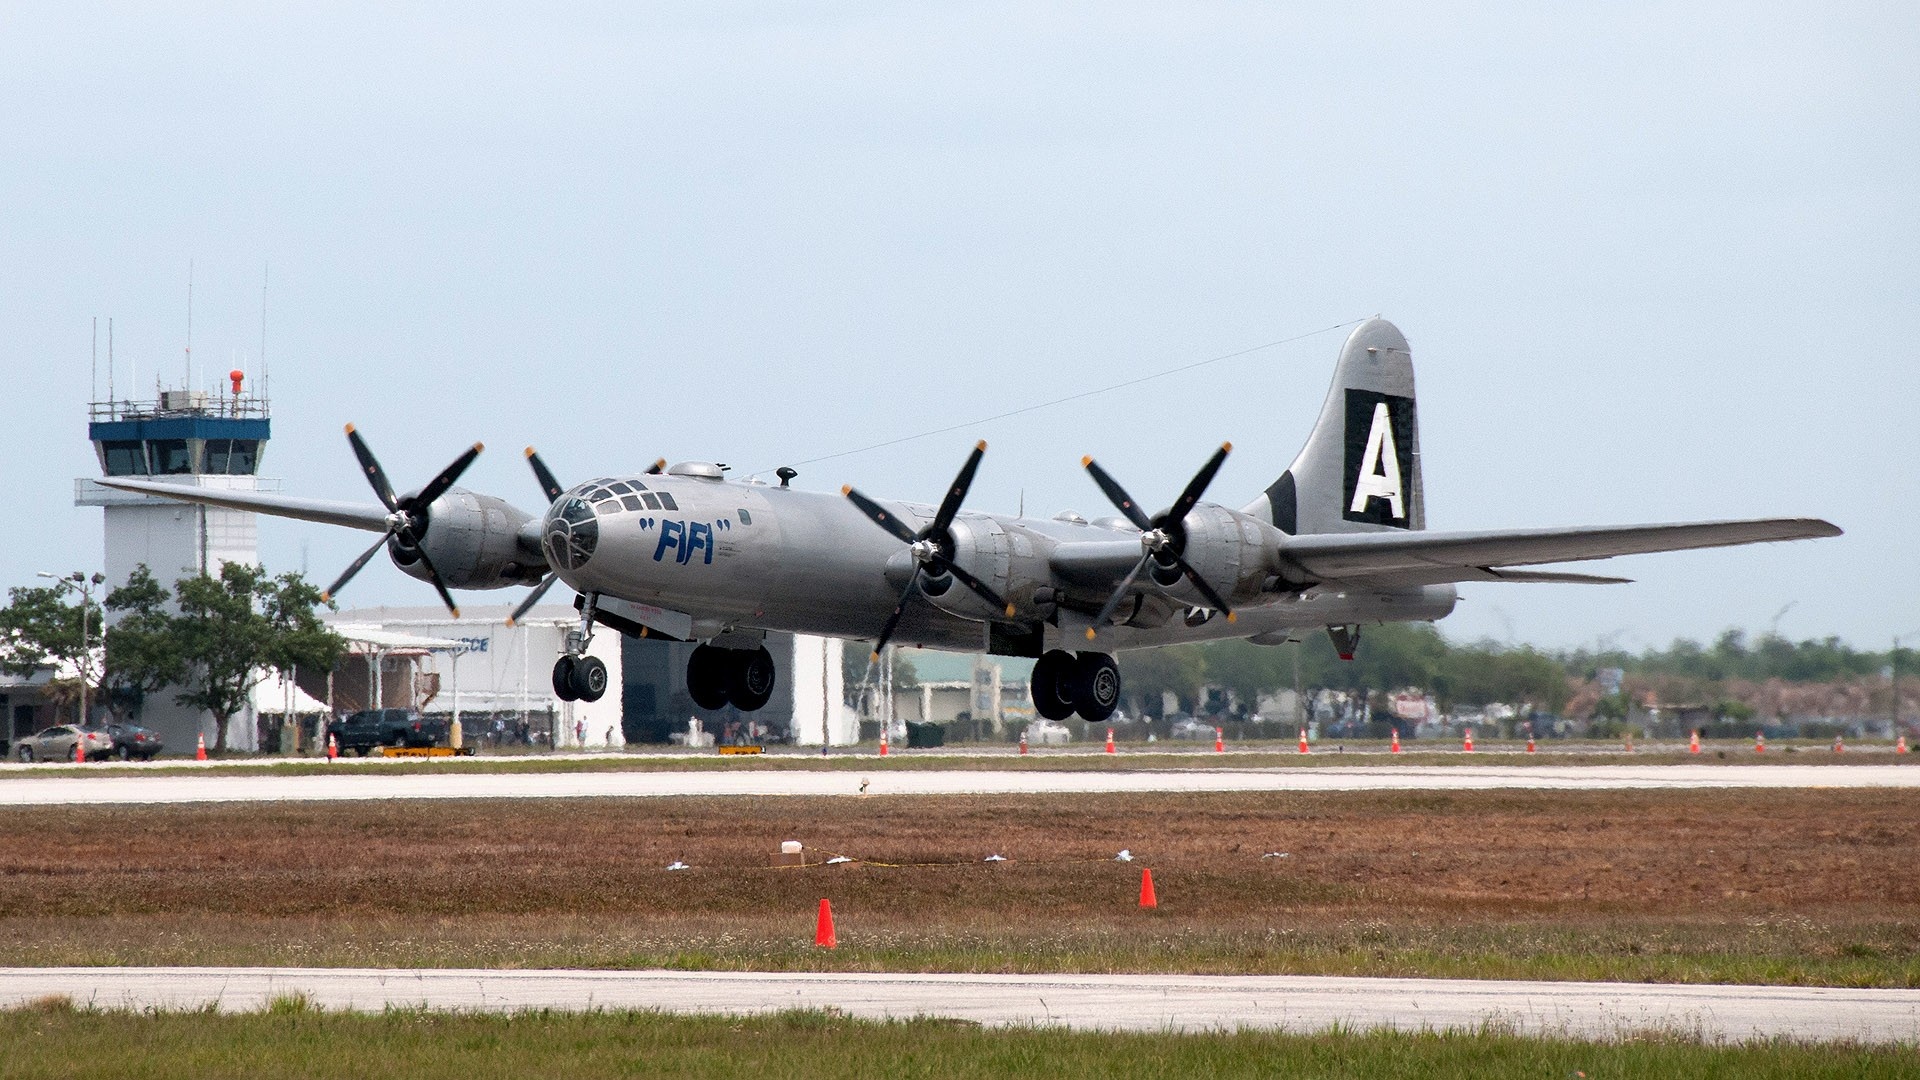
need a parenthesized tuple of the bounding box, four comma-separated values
(1030, 649, 1120, 723)
(686, 643, 776, 712)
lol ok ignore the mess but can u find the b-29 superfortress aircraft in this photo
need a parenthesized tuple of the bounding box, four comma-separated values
(101, 319, 1840, 723)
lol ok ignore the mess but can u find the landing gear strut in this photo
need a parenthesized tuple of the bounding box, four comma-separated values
(1030, 649, 1121, 723)
(686, 643, 777, 712)
(552, 595, 609, 703)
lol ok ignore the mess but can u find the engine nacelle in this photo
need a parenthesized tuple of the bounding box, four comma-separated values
(909, 515, 1053, 623)
(1157, 504, 1283, 609)
(392, 490, 547, 591)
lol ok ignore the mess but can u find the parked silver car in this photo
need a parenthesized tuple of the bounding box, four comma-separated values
(14, 725, 114, 763)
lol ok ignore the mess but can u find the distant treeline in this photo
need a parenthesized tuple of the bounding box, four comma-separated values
(1120, 626, 1909, 717)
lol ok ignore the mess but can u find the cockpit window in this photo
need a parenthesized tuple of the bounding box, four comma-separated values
(738, 509, 752, 525)
(640, 493, 661, 510)
(657, 492, 678, 511)
(621, 495, 643, 511)
(609, 482, 633, 495)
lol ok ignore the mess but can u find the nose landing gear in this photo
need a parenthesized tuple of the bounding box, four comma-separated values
(553, 595, 609, 703)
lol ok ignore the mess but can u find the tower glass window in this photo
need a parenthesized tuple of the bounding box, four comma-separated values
(148, 440, 193, 475)
(101, 440, 148, 476)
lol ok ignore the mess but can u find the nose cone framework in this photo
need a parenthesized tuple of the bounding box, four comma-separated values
(545, 496, 599, 570)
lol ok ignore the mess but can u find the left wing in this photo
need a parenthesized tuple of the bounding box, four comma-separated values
(96, 478, 392, 533)
(1275, 517, 1841, 588)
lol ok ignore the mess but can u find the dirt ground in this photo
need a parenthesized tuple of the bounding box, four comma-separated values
(2, 789, 1916, 983)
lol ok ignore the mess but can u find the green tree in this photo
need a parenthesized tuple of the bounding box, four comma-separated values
(0, 576, 105, 724)
(1120, 645, 1207, 716)
(115, 563, 346, 754)
(102, 566, 183, 720)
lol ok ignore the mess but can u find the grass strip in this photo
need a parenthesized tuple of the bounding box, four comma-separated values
(0, 1000, 1911, 1080)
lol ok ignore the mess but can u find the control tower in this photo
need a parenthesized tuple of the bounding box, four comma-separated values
(74, 371, 276, 590)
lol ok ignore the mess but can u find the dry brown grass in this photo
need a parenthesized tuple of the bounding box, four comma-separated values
(2, 790, 1916, 983)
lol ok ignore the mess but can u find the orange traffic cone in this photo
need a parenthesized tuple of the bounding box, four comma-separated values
(1019, 730, 1028, 755)
(1463, 729, 1474, 753)
(1833, 735, 1845, 754)
(1214, 727, 1224, 753)
(1139, 868, 1158, 909)
(195, 733, 208, 761)
(1297, 728, 1309, 754)
(815, 898, 837, 949)
(326, 733, 338, 761)
(1624, 734, 1634, 754)
(1526, 731, 1536, 754)
(1689, 730, 1701, 754)
(75, 738, 85, 764)
(1105, 728, 1115, 754)
(1754, 732, 1766, 754)
(1898, 734, 1909, 755)
(1390, 728, 1401, 754)
(878, 730, 888, 757)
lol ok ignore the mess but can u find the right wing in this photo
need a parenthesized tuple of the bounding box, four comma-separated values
(95, 478, 392, 533)
(1276, 518, 1841, 589)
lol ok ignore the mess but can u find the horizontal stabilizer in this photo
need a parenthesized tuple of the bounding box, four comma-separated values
(1277, 518, 1840, 587)
(96, 478, 391, 533)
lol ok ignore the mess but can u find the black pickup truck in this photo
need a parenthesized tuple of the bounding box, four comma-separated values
(326, 709, 450, 756)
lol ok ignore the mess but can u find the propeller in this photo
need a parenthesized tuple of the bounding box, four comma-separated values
(843, 440, 1016, 661)
(322, 425, 483, 617)
(1080, 442, 1238, 640)
(506, 447, 569, 626)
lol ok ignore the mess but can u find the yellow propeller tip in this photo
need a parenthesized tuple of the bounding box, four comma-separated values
(1080, 455, 1093, 468)
(869, 652, 880, 663)
(975, 439, 987, 451)
(319, 592, 332, 603)
(504, 618, 516, 628)
(472, 442, 485, 453)
(450, 608, 461, 619)
(523, 447, 536, 458)
(1084, 627, 1098, 640)
(1222, 441, 1233, 453)
(343, 423, 355, 434)
(1225, 612, 1237, 623)
(841, 484, 853, 496)
(1004, 604, 1016, 617)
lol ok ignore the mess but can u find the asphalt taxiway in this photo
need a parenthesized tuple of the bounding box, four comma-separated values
(0, 763, 1914, 806)
(2, 967, 1913, 1042)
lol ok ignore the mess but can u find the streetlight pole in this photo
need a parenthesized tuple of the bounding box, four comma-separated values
(37, 571, 106, 727)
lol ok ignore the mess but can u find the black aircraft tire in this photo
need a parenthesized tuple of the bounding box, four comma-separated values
(687, 645, 733, 711)
(727, 647, 777, 713)
(1030, 650, 1078, 722)
(571, 655, 609, 703)
(552, 656, 580, 702)
(1070, 652, 1122, 724)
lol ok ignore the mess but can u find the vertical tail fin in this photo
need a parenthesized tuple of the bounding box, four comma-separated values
(1243, 318, 1424, 535)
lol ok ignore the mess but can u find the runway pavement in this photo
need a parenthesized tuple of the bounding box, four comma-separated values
(0, 764, 1915, 806)
(2, 967, 1914, 1042)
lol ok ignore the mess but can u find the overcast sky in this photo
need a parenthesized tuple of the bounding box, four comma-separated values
(3, 3, 1914, 651)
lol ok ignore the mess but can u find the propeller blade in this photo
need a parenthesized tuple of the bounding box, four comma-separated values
(842, 486, 920, 545)
(345, 425, 399, 512)
(409, 442, 485, 511)
(929, 440, 986, 540)
(646, 459, 667, 475)
(870, 574, 922, 661)
(525, 448, 564, 503)
(1174, 556, 1235, 621)
(1081, 457, 1155, 533)
(928, 554, 1016, 617)
(407, 540, 461, 618)
(322, 530, 396, 604)
(1166, 442, 1231, 526)
(1085, 551, 1154, 641)
(505, 574, 562, 626)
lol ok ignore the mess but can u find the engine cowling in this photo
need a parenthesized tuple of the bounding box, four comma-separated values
(902, 515, 1052, 623)
(1151, 504, 1283, 610)
(391, 489, 547, 590)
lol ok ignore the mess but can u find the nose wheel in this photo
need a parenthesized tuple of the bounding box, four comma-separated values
(552, 654, 608, 702)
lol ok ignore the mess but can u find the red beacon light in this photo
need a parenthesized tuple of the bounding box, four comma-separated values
(229, 369, 245, 396)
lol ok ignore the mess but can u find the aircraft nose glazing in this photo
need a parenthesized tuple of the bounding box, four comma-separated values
(543, 496, 599, 570)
